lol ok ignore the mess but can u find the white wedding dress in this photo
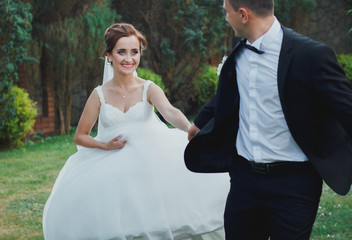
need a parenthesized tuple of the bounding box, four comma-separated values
(42, 80, 230, 240)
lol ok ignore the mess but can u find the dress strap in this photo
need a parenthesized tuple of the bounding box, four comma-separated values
(95, 86, 105, 104)
(142, 80, 153, 102)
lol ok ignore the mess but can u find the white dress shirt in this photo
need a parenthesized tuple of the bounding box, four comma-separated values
(235, 18, 307, 163)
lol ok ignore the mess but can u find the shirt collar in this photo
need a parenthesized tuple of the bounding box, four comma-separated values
(246, 17, 281, 50)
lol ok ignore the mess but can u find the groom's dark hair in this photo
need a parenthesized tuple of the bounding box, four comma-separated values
(228, 0, 274, 17)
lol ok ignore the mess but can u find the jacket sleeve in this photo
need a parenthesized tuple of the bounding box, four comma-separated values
(312, 44, 352, 136)
(193, 95, 216, 129)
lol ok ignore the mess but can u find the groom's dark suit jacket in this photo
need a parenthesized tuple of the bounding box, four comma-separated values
(184, 26, 352, 196)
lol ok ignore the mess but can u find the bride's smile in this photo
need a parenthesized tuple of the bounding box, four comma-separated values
(108, 35, 141, 76)
(121, 62, 134, 69)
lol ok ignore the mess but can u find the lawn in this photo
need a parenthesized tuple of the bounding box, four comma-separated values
(0, 134, 351, 239)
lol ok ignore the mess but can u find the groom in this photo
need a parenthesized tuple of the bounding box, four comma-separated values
(185, 0, 352, 239)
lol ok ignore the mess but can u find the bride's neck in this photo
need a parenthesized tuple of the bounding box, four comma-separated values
(111, 73, 136, 88)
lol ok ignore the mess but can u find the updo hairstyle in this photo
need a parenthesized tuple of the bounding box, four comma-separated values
(104, 23, 147, 55)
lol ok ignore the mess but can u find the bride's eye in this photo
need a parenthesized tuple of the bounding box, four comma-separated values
(132, 49, 139, 55)
(117, 50, 126, 55)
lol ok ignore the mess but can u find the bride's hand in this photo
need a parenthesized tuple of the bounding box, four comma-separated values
(105, 135, 126, 150)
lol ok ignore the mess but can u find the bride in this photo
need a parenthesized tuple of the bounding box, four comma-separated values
(42, 23, 229, 240)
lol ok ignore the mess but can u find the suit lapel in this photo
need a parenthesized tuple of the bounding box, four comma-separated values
(277, 27, 294, 105)
(214, 39, 244, 125)
(217, 30, 295, 121)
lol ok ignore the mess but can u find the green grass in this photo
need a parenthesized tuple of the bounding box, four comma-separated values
(0, 134, 76, 240)
(0, 134, 351, 239)
(311, 185, 352, 239)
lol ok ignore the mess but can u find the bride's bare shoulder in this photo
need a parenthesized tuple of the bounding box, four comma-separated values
(101, 81, 112, 90)
(136, 77, 147, 85)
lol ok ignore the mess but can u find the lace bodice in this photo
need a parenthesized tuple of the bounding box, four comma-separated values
(94, 80, 158, 142)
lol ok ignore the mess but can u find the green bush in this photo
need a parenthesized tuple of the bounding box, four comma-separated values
(0, 0, 33, 144)
(193, 65, 218, 108)
(337, 54, 352, 83)
(137, 68, 166, 92)
(0, 86, 37, 148)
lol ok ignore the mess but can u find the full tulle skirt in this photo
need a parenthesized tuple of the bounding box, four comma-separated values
(43, 121, 229, 240)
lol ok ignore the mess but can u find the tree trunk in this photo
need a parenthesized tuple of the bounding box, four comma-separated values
(65, 64, 72, 134)
(58, 106, 65, 135)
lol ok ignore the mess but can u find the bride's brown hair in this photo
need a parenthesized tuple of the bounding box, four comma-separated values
(104, 23, 148, 55)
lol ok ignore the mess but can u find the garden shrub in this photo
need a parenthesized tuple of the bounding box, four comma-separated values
(0, 86, 37, 148)
(0, 0, 33, 148)
(137, 68, 166, 92)
(193, 65, 218, 108)
(337, 54, 352, 83)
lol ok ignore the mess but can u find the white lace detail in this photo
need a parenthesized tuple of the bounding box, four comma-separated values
(94, 81, 155, 143)
(142, 80, 152, 101)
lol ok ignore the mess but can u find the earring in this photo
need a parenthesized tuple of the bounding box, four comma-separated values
(107, 59, 112, 64)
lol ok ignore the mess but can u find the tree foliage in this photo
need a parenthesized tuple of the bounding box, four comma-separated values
(30, 0, 94, 25)
(0, 0, 33, 83)
(112, 0, 229, 114)
(0, 0, 33, 145)
(348, 9, 352, 33)
(30, 0, 118, 134)
(275, 0, 352, 27)
(77, 1, 121, 95)
(274, 0, 316, 26)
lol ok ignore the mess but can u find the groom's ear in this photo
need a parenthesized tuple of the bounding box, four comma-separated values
(239, 7, 250, 24)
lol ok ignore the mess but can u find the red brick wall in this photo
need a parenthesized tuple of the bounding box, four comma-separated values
(33, 89, 55, 134)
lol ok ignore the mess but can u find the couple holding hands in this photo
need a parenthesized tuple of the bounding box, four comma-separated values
(43, 0, 352, 239)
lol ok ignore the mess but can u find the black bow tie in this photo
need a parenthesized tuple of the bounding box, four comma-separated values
(240, 39, 265, 54)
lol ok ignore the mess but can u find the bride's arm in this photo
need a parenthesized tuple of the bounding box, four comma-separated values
(74, 90, 126, 150)
(148, 83, 191, 133)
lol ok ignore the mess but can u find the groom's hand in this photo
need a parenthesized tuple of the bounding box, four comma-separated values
(188, 124, 200, 141)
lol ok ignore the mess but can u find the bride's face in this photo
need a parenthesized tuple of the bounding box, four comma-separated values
(108, 35, 141, 75)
